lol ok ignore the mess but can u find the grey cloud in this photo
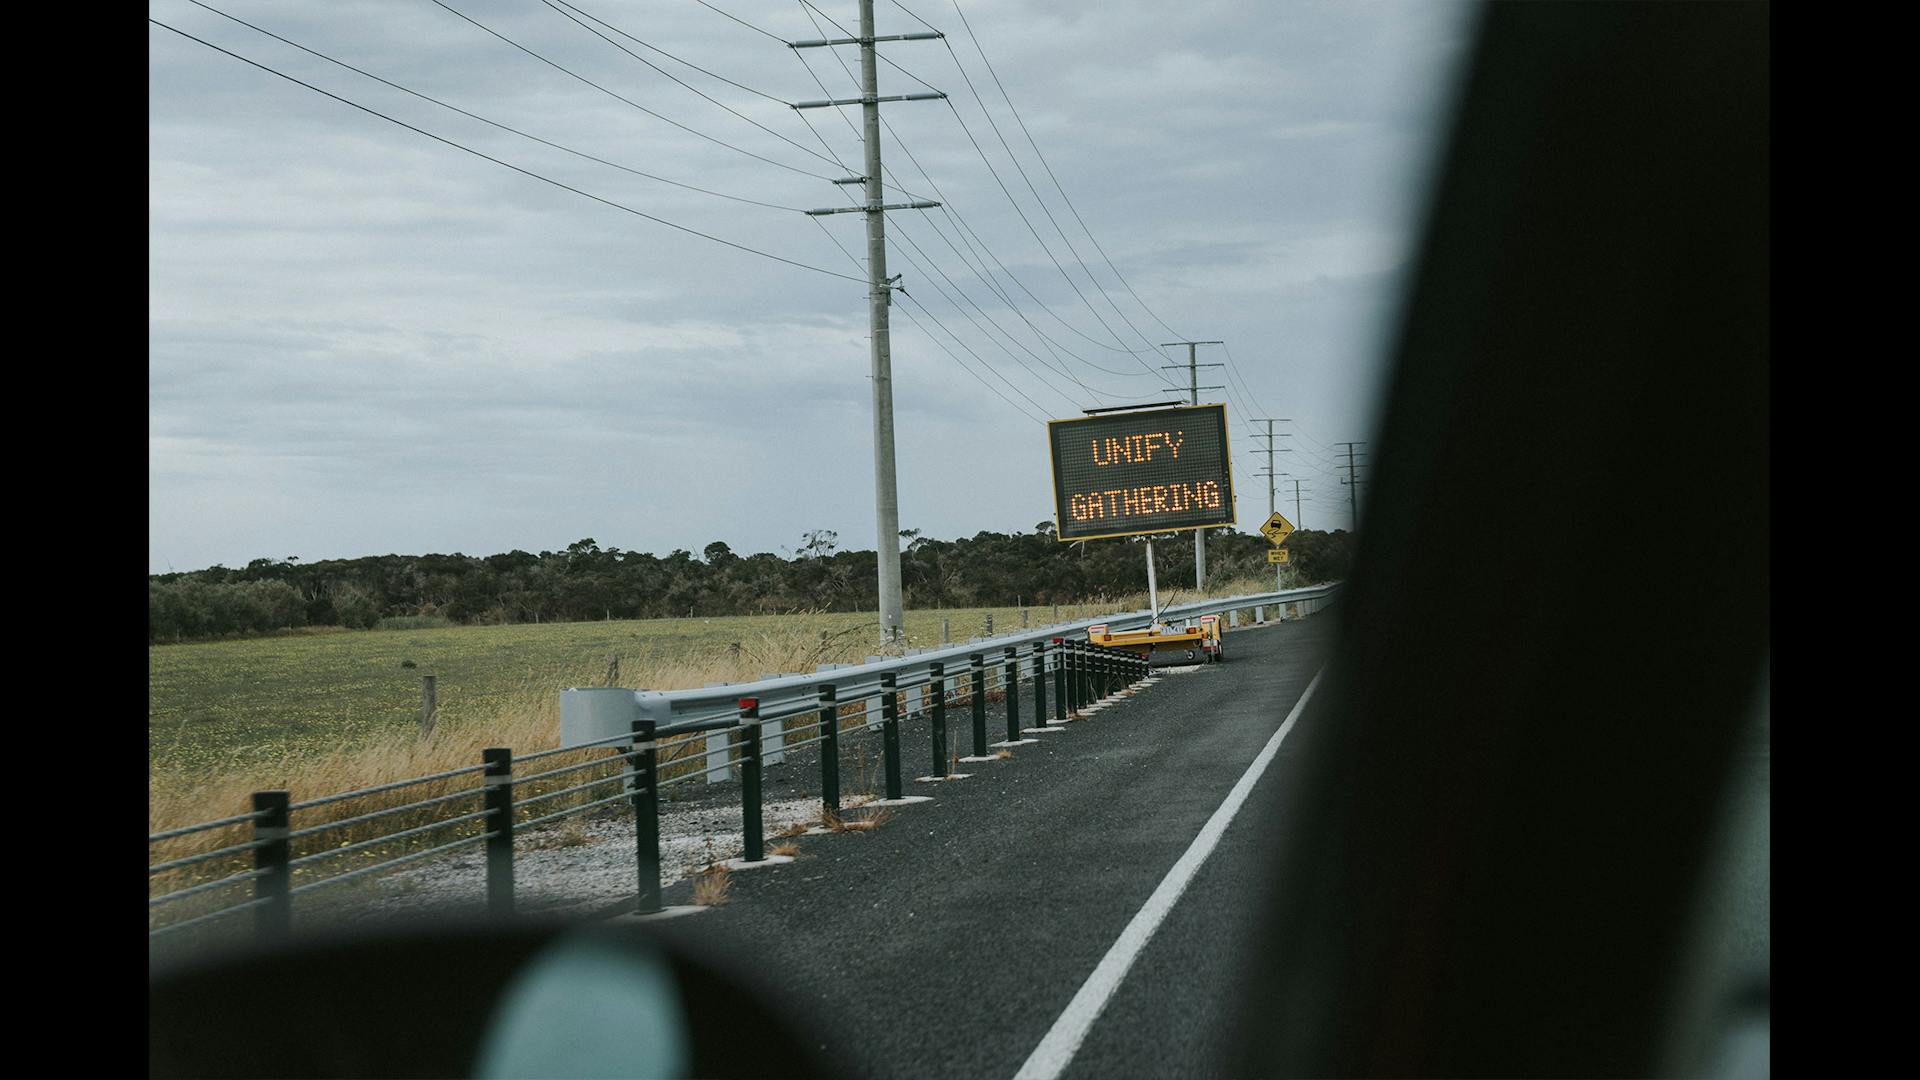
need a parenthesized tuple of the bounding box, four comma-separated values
(149, 0, 1474, 570)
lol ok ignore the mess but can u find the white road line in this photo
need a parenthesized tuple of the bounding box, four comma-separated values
(1011, 670, 1324, 1080)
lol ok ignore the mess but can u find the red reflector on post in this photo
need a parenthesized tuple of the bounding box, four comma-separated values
(739, 697, 758, 710)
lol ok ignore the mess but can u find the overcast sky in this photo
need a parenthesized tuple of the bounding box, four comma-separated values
(148, 0, 1478, 574)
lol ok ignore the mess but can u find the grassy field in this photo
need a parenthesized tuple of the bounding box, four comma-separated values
(147, 581, 1275, 836)
(151, 602, 1142, 777)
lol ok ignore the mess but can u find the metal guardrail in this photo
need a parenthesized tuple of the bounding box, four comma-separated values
(147, 585, 1339, 943)
(562, 584, 1343, 737)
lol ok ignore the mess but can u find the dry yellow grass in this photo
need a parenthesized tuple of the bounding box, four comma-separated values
(691, 864, 732, 906)
(769, 841, 801, 858)
(829, 804, 893, 833)
(149, 581, 1278, 899)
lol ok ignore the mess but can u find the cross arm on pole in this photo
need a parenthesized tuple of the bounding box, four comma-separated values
(805, 201, 941, 215)
(794, 92, 948, 109)
(790, 32, 945, 48)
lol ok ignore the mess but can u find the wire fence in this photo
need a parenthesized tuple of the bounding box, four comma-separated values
(148, 587, 1336, 943)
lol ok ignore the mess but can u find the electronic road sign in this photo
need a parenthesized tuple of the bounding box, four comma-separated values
(1048, 403, 1234, 542)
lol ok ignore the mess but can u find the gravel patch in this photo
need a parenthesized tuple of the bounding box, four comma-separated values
(359, 795, 828, 921)
(308, 714, 939, 928)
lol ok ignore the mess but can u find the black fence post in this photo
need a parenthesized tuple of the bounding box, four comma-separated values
(1079, 642, 1093, 709)
(739, 698, 764, 863)
(630, 720, 660, 913)
(1065, 641, 1081, 715)
(1078, 641, 1091, 712)
(1059, 634, 1075, 718)
(1085, 644, 1097, 702)
(251, 790, 290, 941)
(818, 684, 840, 814)
(1003, 646, 1022, 742)
(482, 748, 515, 918)
(1032, 641, 1048, 728)
(970, 653, 988, 756)
(929, 663, 948, 777)
(880, 674, 903, 800)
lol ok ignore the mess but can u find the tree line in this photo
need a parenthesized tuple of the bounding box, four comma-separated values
(147, 524, 1353, 643)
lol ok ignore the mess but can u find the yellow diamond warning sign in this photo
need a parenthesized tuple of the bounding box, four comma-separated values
(1260, 512, 1294, 545)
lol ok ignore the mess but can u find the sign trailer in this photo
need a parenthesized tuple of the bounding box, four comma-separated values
(1048, 403, 1235, 663)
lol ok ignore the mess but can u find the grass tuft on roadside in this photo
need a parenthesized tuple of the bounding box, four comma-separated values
(691, 864, 732, 906)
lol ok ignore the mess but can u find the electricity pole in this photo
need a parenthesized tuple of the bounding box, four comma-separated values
(795, 2, 945, 646)
(1248, 418, 1293, 517)
(1290, 477, 1304, 529)
(1250, 418, 1292, 588)
(1160, 340, 1224, 590)
(1335, 441, 1367, 529)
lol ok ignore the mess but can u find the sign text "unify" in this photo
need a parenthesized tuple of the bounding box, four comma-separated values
(1091, 432, 1184, 467)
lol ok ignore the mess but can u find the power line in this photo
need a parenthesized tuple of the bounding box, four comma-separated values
(428, 0, 842, 183)
(902, 0, 1191, 363)
(823, 4, 1164, 366)
(694, 0, 790, 45)
(886, 0, 942, 34)
(782, 5, 1164, 398)
(554, 0, 789, 105)
(756, 0, 1187, 416)
(540, 0, 859, 173)
(1335, 441, 1368, 528)
(148, 17, 867, 283)
(1220, 341, 1275, 421)
(888, 226, 1129, 406)
(938, 91, 1152, 363)
(811, 207, 1053, 425)
(778, 24, 1088, 415)
(181, 0, 805, 214)
(790, 0, 950, 645)
(797, 1, 946, 95)
(938, 0, 1186, 342)
(941, 0, 1184, 359)
(788, 2, 1169, 387)
(895, 292, 1059, 419)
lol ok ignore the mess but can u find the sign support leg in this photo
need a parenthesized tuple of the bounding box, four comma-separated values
(1146, 539, 1160, 627)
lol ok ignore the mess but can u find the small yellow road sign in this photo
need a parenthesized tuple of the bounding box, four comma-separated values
(1260, 512, 1294, 545)
(1268, 548, 1291, 564)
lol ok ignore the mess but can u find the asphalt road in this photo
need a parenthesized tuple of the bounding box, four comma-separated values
(641, 612, 1336, 1080)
